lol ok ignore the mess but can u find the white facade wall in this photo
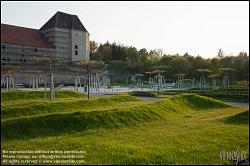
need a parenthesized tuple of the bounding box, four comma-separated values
(41, 27, 89, 62)
(71, 29, 90, 62)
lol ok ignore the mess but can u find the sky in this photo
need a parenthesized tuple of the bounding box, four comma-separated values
(1, 1, 249, 58)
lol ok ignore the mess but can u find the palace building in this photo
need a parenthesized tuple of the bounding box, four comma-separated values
(1, 11, 90, 64)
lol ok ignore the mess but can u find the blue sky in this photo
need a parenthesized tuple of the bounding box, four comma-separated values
(1, 1, 249, 58)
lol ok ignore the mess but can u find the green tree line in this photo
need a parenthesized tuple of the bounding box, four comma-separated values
(90, 41, 249, 82)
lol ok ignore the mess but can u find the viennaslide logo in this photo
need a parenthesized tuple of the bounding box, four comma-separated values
(219, 146, 248, 165)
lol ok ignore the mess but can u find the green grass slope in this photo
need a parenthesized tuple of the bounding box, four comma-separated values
(1, 91, 248, 165)
(1, 90, 85, 101)
(1, 94, 143, 120)
(223, 111, 249, 125)
(172, 93, 231, 110)
(1, 93, 231, 140)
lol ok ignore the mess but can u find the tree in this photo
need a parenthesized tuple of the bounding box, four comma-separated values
(98, 41, 113, 63)
(90, 41, 98, 54)
(127, 46, 138, 63)
(183, 52, 190, 57)
(232, 52, 249, 80)
(155, 48, 164, 56)
(148, 49, 161, 62)
(138, 48, 148, 62)
(174, 57, 191, 74)
(210, 57, 221, 73)
(90, 41, 100, 60)
(84, 40, 248, 83)
(217, 48, 224, 58)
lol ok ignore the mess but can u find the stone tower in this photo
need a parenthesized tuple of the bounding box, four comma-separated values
(39, 11, 90, 62)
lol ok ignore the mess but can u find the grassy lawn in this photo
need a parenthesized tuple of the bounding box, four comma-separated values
(1, 91, 249, 165)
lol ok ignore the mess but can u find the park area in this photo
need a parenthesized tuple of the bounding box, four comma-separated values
(1, 89, 249, 165)
(1, 1, 249, 165)
(1, 47, 249, 165)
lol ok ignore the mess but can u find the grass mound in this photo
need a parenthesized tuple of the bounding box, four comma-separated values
(1, 93, 232, 140)
(1, 90, 85, 101)
(1, 106, 166, 140)
(1, 95, 142, 120)
(223, 111, 249, 125)
(172, 93, 231, 110)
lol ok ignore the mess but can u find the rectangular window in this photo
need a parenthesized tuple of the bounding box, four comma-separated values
(2, 45, 6, 49)
(75, 45, 78, 49)
(7, 57, 11, 61)
(34, 48, 38, 52)
(3, 57, 6, 61)
(20, 54, 25, 62)
(75, 50, 78, 55)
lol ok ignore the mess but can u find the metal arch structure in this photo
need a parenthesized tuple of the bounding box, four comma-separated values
(1, 64, 20, 91)
(73, 60, 106, 99)
(75, 71, 82, 92)
(89, 69, 103, 93)
(1, 55, 108, 100)
(219, 68, 235, 89)
(208, 74, 220, 89)
(175, 73, 186, 88)
(145, 71, 154, 90)
(26, 70, 44, 89)
(33, 57, 107, 100)
(135, 74, 145, 89)
(152, 70, 165, 94)
(31, 55, 65, 101)
(196, 69, 212, 90)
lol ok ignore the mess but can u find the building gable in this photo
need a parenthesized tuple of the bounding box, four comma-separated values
(39, 11, 88, 32)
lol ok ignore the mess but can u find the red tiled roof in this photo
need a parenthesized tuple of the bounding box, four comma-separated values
(1, 23, 55, 49)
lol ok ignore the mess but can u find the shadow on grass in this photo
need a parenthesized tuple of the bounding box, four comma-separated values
(223, 111, 249, 125)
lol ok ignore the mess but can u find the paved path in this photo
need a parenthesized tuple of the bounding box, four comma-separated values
(224, 102, 249, 110)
